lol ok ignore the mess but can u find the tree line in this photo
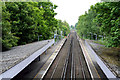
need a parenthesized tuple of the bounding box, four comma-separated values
(1, 2, 70, 51)
(76, 2, 120, 47)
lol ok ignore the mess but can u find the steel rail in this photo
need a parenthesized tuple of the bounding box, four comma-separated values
(71, 37, 75, 80)
(50, 48, 63, 80)
(71, 39, 73, 80)
(45, 32, 91, 80)
(76, 34, 86, 80)
(61, 37, 72, 80)
(61, 52, 68, 79)
(73, 37, 76, 80)
(49, 35, 71, 80)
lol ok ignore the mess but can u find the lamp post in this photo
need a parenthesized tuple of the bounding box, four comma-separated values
(61, 31, 63, 39)
(94, 33, 97, 40)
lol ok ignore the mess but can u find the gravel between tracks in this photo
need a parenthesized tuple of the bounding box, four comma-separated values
(0, 39, 52, 74)
(44, 31, 91, 79)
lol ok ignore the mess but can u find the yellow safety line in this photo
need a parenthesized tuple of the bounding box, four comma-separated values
(33, 40, 64, 80)
(81, 41, 101, 79)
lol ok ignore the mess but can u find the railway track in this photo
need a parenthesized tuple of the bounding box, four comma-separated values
(43, 31, 91, 79)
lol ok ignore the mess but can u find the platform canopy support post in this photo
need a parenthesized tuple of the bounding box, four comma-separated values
(45, 50, 47, 55)
(39, 56, 40, 61)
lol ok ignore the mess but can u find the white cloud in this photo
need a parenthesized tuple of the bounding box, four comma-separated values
(50, 0, 100, 26)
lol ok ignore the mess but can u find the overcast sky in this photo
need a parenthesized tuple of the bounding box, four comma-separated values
(50, 0, 101, 26)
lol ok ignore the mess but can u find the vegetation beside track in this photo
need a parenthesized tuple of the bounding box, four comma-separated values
(1, 2, 70, 51)
(76, 2, 120, 47)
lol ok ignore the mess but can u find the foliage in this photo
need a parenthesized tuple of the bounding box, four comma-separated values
(4, 2, 58, 44)
(2, 5, 19, 50)
(70, 25, 75, 29)
(94, 2, 120, 47)
(2, 2, 70, 51)
(38, 2, 58, 39)
(76, 2, 120, 47)
(57, 20, 70, 36)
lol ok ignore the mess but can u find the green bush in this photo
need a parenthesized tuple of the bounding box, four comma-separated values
(76, 2, 120, 47)
(2, 2, 70, 51)
(2, 8, 19, 50)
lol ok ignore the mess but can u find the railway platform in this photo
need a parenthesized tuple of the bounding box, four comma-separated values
(2, 31, 118, 80)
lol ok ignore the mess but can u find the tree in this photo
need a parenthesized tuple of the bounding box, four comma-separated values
(2, 2, 71, 51)
(38, 2, 58, 39)
(76, 2, 120, 47)
(57, 20, 70, 36)
(1, 4, 19, 50)
(94, 2, 120, 47)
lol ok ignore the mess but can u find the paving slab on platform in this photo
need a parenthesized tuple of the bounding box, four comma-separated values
(0, 39, 52, 74)
(79, 38, 116, 79)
